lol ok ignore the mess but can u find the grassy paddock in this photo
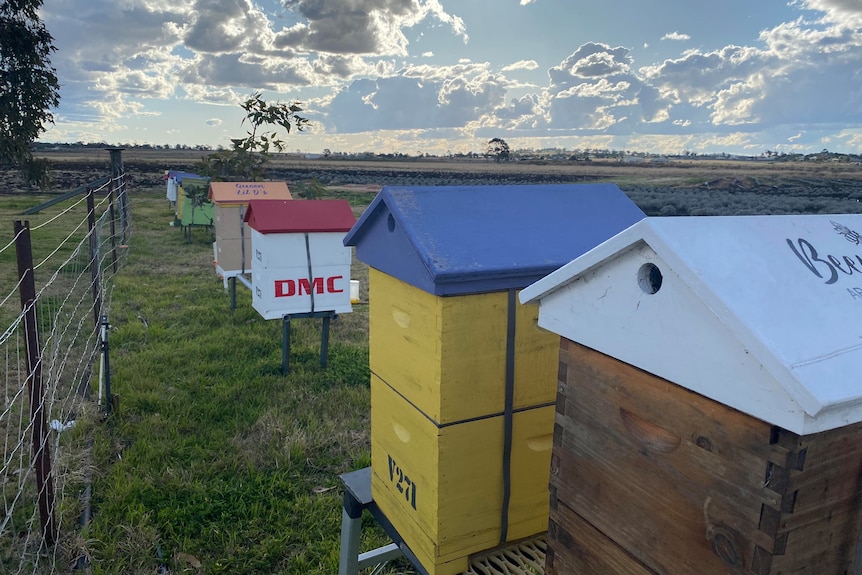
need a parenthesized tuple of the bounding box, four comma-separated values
(5, 155, 862, 574)
(81, 188, 405, 574)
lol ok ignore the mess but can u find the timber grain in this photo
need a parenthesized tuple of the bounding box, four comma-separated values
(547, 339, 862, 575)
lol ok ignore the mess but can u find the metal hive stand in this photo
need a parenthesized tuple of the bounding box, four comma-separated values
(227, 274, 335, 374)
(337, 468, 547, 575)
(338, 467, 425, 575)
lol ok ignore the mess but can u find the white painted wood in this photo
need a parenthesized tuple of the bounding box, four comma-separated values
(251, 229, 351, 269)
(247, 228, 353, 318)
(251, 264, 353, 319)
(521, 214, 862, 433)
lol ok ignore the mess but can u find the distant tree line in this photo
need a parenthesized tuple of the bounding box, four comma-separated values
(31, 140, 862, 165)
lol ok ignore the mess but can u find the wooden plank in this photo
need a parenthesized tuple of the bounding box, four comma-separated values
(553, 341, 785, 572)
(770, 506, 860, 573)
(548, 501, 659, 575)
(772, 424, 862, 572)
(552, 339, 862, 574)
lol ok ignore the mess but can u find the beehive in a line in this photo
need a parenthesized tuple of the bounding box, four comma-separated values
(520, 214, 862, 575)
(244, 199, 356, 320)
(176, 176, 213, 226)
(209, 181, 292, 284)
(343, 184, 646, 575)
(165, 170, 198, 205)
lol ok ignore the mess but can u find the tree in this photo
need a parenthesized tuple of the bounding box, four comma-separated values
(195, 92, 309, 181)
(0, 0, 60, 188)
(487, 138, 511, 162)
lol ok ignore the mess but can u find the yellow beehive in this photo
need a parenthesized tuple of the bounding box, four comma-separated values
(370, 374, 554, 575)
(342, 185, 647, 575)
(369, 268, 558, 424)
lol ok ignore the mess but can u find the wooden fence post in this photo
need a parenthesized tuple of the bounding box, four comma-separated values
(14, 220, 57, 545)
(108, 177, 118, 274)
(106, 148, 126, 240)
(86, 187, 102, 327)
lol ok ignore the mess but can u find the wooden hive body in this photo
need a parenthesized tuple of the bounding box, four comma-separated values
(213, 205, 252, 274)
(345, 184, 647, 575)
(372, 374, 555, 574)
(369, 269, 558, 423)
(520, 214, 862, 575)
(369, 269, 558, 575)
(549, 340, 862, 575)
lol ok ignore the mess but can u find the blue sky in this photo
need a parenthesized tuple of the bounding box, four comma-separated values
(39, 0, 862, 156)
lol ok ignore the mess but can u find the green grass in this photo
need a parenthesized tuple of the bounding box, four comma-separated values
(81, 189, 411, 574)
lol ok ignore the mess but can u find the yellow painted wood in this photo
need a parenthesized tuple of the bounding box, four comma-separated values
(371, 374, 554, 573)
(369, 268, 558, 425)
(176, 184, 186, 219)
(370, 268, 443, 415)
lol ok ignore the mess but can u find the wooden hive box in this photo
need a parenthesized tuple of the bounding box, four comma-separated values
(521, 214, 862, 575)
(244, 199, 356, 319)
(344, 184, 646, 575)
(209, 182, 292, 280)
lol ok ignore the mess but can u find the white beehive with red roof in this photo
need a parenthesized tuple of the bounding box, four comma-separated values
(243, 199, 356, 319)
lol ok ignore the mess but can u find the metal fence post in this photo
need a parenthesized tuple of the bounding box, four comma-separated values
(14, 220, 57, 545)
(101, 315, 112, 415)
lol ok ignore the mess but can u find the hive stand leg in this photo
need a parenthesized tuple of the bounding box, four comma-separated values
(229, 277, 236, 309)
(338, 472, 403, 575)
(338, 505, 361, 575)
(320, 315, 331, 368)
(282, 316, 291, 374)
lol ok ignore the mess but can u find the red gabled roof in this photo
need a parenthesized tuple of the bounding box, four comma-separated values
(243, 199, 356, 234)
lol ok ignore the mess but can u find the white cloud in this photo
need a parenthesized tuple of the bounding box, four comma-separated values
(661, 32, 691, 41)
(798, 0, 862, 27)
(278, 0, 467, 56)
(183, 0, 270, 54)
(502, 60, 539, 72)
(549, 43, 632, 86)
(322, 62, 511, 133)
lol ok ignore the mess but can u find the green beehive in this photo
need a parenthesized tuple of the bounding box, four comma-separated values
(177, 176, 214, 227)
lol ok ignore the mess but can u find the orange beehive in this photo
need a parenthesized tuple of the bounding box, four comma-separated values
(208, 181, 292, 286)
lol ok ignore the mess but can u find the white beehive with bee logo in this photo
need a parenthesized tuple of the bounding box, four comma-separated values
(520, 214, 862, 575)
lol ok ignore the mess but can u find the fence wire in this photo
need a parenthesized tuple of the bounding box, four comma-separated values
(0, 173, 130, 574)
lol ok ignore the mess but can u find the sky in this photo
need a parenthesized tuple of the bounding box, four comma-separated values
(37, 0, 862, 156)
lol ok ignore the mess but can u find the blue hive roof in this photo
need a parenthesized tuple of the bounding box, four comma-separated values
(343, 183, 645, 296)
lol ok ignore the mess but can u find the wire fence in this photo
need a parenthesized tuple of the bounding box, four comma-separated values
(0, 152, 129, 574)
